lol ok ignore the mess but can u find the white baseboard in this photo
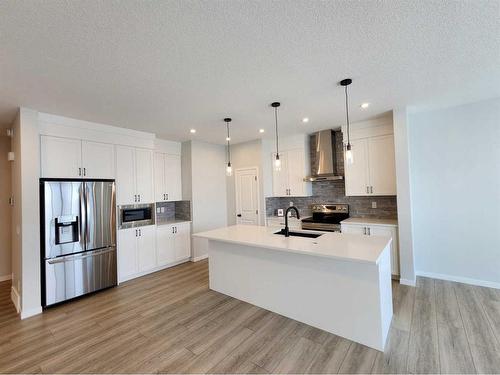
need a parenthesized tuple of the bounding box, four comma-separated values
(20, 306, 42, 320)
(11, 286, 20, 313)
(399, 278, 416, 287)
(416, 270, 500, 290)
(0, 274, 12, 282)
(191, 254, 208, 262)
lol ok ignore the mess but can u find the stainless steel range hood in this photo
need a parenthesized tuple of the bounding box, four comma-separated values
(304, 130, 343, 181)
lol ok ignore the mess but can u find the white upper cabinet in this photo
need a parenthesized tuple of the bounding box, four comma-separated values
(115, 146, 154, 205)
(271, 149, 311, 197)
(154, 152, 182, 202)
(81, 140, 115, 179)
(343, 116, 397, 197)
(41, 136, 115, 179)
(41, 136, 82, 178)
(135, 148, 154, 204)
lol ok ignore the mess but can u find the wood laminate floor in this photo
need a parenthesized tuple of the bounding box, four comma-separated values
(1, 260, 500, 374)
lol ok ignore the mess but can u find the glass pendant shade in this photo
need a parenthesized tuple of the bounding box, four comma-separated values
(345, 143, 354, 165)
(274, 155, 281, 171)
(226, 162, 233, 177)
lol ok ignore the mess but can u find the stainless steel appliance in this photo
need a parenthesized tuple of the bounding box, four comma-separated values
(304, 130, 343, 181)
(301, 204, 349, 232)
(40, 179, 117, 307)
(118, 203, 155, 229)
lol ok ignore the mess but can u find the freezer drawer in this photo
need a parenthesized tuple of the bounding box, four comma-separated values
(44, 247, 117, 307)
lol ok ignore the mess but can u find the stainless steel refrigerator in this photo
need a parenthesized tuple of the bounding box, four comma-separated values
(40, 179, 117, 307)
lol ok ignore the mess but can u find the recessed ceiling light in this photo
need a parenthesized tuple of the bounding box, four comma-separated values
(190, 129, 196, 134)
(360, 103, 370, 109)
(259, 129, 265, 133)
(302, 117, 309, 123)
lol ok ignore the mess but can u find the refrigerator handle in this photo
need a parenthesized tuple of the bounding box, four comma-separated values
(80, 183, 87, 250)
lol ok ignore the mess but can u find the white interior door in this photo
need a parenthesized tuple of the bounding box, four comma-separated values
(368, 135, 397, 196)
(82, 141, 115, 179)
(235, 167, 260, 225)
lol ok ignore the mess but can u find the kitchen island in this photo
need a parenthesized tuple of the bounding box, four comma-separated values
(193, 225, 393, 351)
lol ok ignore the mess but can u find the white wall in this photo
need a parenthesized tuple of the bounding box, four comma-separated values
(188, 141, 227, 260)
(0, 136, 12, 281)
(10, 108, 42, 317)
(409, 98, 500, 288)
(226, 139, 265, 226)
(393, 108, 416, 286)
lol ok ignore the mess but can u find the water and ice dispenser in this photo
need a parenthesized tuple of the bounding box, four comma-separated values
(54, 215, 79, 245)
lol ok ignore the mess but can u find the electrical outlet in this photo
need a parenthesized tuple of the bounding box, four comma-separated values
(371, 201, 377, 209)
(156, 207, 161, 214)
(160, 207, 165, 213)
(289, 201, 294, 207)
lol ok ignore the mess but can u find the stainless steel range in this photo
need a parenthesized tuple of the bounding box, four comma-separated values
(301, 204, 349, 232)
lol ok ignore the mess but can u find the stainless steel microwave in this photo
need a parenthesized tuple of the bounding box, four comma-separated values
(118, 203, 155, 229)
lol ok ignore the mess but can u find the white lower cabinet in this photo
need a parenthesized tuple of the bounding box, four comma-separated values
(156, 222, 191, 266)
(118, 222, 191, 283)
(341, 222, 400, 277)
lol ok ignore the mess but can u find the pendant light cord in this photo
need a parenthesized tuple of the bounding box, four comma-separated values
(345, 85, 350, 145)
(274, 107, 279, 155)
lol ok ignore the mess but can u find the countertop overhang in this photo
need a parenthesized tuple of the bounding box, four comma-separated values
(194, 225, 391, 265)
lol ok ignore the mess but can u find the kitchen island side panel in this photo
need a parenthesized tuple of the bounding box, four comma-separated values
(208, 240, 392, 351)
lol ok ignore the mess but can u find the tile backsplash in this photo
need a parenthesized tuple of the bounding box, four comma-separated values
(266, 130, 397, 219)
(156, 200, 191, 222)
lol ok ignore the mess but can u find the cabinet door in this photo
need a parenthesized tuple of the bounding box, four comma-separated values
(82, 141, 115, 179)
(154, 152, 166, 202)
(115, 146, 136, 205)
(368, 135, 397, 196)
(174, 223, 191, 261)
(340, 224, 366, 235)
(370, 226, 399, 276)
(41, 136, 82, 178)
(287, 149, 306, 196)
(272, 152, 289, 196)
(137, 225, 156, 272)
(344, 139, 370, 196)
(156, 225, 175, 266)
(165, 154, 182, 201)
(135, 149, 154, 203)
(118, 228, 137, 281)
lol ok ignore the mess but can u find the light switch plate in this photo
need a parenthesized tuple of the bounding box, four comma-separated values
(372, 201, 377, 209)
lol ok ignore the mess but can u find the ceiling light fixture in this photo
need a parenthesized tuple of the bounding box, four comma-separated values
(271, 102, 281, 172)
(259, 129, 265, 133)
(224, 118, 233, 177)
(190, 129, 196, 134)
(340, 78, 354, 165)
(302, 117, 309, 123)
(360, 102, 370, 109)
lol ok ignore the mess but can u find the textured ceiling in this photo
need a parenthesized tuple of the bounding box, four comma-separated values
(0, 0, 499, 144)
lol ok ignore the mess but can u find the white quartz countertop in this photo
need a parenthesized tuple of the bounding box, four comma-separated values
(193, 225, 391, 265)
(341, 217, 398, 227)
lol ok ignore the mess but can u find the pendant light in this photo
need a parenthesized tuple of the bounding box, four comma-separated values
(271, 102, 281, 171)
(224, 118, 233, 176)
(340, 78, 354, 165)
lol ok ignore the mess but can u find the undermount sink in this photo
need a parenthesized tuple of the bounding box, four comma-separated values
(274, 229, 323, 238)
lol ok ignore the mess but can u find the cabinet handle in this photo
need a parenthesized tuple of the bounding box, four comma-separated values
(135, 229, 138, 237)
(367, 227, 371, 235)
(363, 227, 366, 235)
(166, 193, 168, 200)
(78, 167, 82, 176)
(175, 227, 177, 233)
(138, 194, 141, 202)
(83, 167, 86, 176)
(134, 194, 137, 202)
(366, 186, 369, 194)
(370, 186, 373, 194)
(139, 229, 141, 236)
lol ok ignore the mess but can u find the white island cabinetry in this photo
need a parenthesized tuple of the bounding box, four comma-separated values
(194, 225, 393, 351)
(341, 218, 399, 277)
